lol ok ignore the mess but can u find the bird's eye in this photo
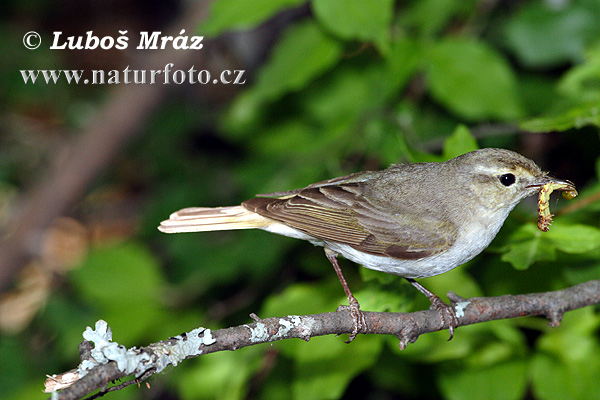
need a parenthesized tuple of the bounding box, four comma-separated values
(499, 173, 516, 186)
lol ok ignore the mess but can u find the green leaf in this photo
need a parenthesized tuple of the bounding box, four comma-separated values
(520, 43, 600, 132)
(532, 352, 600, 400)
(401, 0, 478, 37)
(385, 37, 423, 87)
(503, 1, 600, 67)
(72, 241, 164, 304)
(200, 0, 305, 36)
(501, 239, 556, 270)
(439, 359, 528, 400)
(261, 281, 336, 318)
(253, 120, 320, 156)
(546, 224, 600, 254)
(531, 309, 600, 400)
(520, 102, 600, 132)
(355, 280, 412, 313)
(442, 125, 479, 159)
(426, 38, 523, 120)
(501, 224, 556, 270)
(253, 20, 344, 101)
(501, 223, 600, 270)
(312, 0, 393, 52)
(301, 65, 386, 125)
(69, 242, 166, 342)
(291, 335, 382, 400)
(302, 41, 420, 126)
(558, 43, 600, 103)
(178, 347, 262, 400)
(222, 89, 268, 137)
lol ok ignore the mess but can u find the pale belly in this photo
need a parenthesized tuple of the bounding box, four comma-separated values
(262, 206, 511, 279)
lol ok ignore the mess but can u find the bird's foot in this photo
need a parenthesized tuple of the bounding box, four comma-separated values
(406, 278, 460, 340)
(428, 295, 459, 340)
(337, 297, 368, 343)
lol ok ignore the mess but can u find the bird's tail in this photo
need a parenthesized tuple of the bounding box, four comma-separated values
(158, 206, 272, 233)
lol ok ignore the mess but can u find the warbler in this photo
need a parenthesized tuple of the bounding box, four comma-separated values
(158, 148, 575, 341)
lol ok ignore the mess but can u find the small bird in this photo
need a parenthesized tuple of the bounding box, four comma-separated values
(158, 148, 574, 341)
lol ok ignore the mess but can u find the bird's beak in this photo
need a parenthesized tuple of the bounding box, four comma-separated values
(525, 175, 577, 201)
(526, 175, 575, 191)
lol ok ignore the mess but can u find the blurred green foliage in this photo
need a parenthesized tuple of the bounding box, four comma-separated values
(2, 0, 600, 400)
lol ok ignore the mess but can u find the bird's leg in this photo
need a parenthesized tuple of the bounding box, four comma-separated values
(325, 248, 367, 342)
(405, 278, 459, 340)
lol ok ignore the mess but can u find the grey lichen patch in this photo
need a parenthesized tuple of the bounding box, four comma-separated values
(245, 315, 315, 343)
(246, 322, 268, 342)
(78, 320, 151, 378)
(454, 301, 471, 318)
(44, 320, 217, 393)
(148, 326, 216, 372)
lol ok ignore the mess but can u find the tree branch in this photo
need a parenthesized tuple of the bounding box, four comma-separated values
(45, 279, 600, 400)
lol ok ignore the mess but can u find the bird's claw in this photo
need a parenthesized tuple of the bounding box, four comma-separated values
(337, 298, 367, 343)
(429, 296, 459, 340)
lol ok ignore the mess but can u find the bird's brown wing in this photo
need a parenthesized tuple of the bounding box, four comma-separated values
(255, 171, 374, 198)
(242, 183, 457, 260)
